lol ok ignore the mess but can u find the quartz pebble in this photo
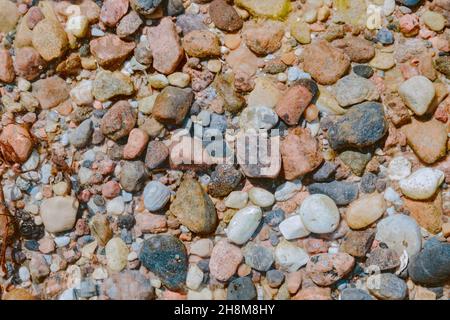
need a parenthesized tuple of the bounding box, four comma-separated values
(143, 181, 171, 212)
(226, 206, 262, 245)
(299, 194, 340, 234)
(399, 168, 444, 200)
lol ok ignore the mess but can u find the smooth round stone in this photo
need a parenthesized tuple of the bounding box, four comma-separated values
(105, 238, 129, 272)
(352, 65, 374, 79)
(422, 10, 446, 32)
(299, 194, 340, 234)
(383, 0, 395, 16)
(375, 214, 422, 256)
(408, 239, 450, 286)
(168, 72, 190, 88)
(40, 196, 79, 233)
(274, 180, 302, 201)
(243, 243, 274, 272)
(275, 240, 309, 272)
(367, 273, 407, 300)
(226, 206, 262, 245)
(190, 239, 213, 258)
(106, 196, 125, 215)
(224, 191, 248, 209)
(143, 181, 171, 211)
(227, 277, 257, 300)
(398, 76, 435, 116)
(346, 192, 386, 229)
(148, 74, 169, 89)
(376, 28, 394, 45)
(248, 187, 275, 207)
(279, 215, 310, 240)
(239, 106, 279, 131)
(399, 168, 444, 200)
(387, 156, 411, 181)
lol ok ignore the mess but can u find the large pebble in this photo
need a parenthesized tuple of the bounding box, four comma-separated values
(308, 181, 358, 206)
(248, 187, 275, 208)
(279, 215, 310, 240)
(209, 240, 242, 281)
(367, 273, 407, 300)
(101, 100, 136, 141)
(139, 235, 188, 291)
(224, 191, 248, 209)
(346, 192, 386, 229)
(243, 243, 274, 272)
(306, 253, 355, 286)
(334, 75, 379, 107)
(226, 206, 262, 245)
(170, 176, 217, 234)
(387, 156, 411, 181)
(275, 240, 309, 272)
(40, 196, 79, 233)
(299, 194, 340, 234)
(143, 181, 171, 212)
(69, 119, 93, 148)
(227, 277, 257, 300)
(375, 214, 422, 256)
(105, 238, 129, 272)
(399, 168, 444, 200)
(207, 164, 242, 198)
(398, 76, 435, 116)
(119, 161, 147, 192)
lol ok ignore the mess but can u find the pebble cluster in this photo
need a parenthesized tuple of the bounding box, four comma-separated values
(0, 0, 449, 300)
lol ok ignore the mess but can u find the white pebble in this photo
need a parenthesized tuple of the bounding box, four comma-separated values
(388, 156, 411, 181)
(226, 206, 262, 245)
(224, 191, 248, 209)
(399, 168, 444, 200)
(275, 180, 302, 202)
(279, 215, 310, 240)
(299, 194, 340, 234)
(248, 187, 275, 207)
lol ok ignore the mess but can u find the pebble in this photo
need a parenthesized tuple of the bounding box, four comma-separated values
(167, 72, 190, 88)
(0, 49, 14, 83)
(408, 239, 450, 286)
(90, 34, 135, 69)
(186, 264, 204, 290)
(32, 76, 70, 109)
(422, 11, 446, 32)
(105, 237, 129, 272)
(274, 180, 302, 202)
(208, 165, 242, 198)
(106, 196, 125, 215)
(227, 277, 257, 300)
(93, 70, 134, 102)
(170, 176, 217, 234)
(376, 28, 394, 45)
(183, 30, 220, 58)
(401, 118, 448, 164)
(280, 128, 323, 180)
(398, 76, 435, 116)
(341, 229, 375, 257)
(334, 75, 379, 107)
(69, 119, 93, 148)
(209, 240, 242, 281)
(32, 19, 68, 61)
(123, 128, 149, 159)
(243, 243, 274, 272)
(0, 0, 19, 33)
(302, 40, 350, 85)
(352, 65, 374, 78)
(399, 168, 444, 200)
(327, 102, 388, 150)
(102, 270, 154, 300)
(308, 181, 359, 206)
(239, 106, 279, 131)
(0, 124, 34, 164)
(346, 192, 386, 229)
(13, 47, 45, 81)
(209, 0, 243, 32)
(248, 187, 275, 208)
(143, 181, 171, 212)
(224, 191, 249, 209)
(226, 206, 262, 245)
(119, 161, 147, 192)
(152, 86, 194, 125)
(139, 235, 187, 291)
(375, 214, 422, 256)
(306, 253, 355, 286)
(279, 215, 311, 240)
(275, 239, 310, 272)
(367, 273, 408, 300)
(40, 196, 79, 233)
(145, 141, 169, 170)
(366, 247, 400, 271)
(276, 84, 313, 125)
(147, 17, 184, 75)
(340, 288, 374, 300)
(190, 239, 213, 258)
(299, 194, 340, 234)
(387, 156, 411, 181)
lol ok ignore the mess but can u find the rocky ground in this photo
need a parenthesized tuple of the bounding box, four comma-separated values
(0, 0, 449, 300)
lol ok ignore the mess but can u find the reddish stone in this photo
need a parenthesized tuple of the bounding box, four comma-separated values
(123, 128, 149, 159)
(32, 76, 69, 109)
(209, 240, 243, 281)
(0, 49, 14, 83)
(306, 253, 355, 286)
(276, 85, 313, 125)
(90, 34, 136, 69)
(13, 47, 45, 81)
(0, 124, 34, 164)
(100, 0, 129, 27)
(102, 181, 121, 199)
(26, 6, 44, 29)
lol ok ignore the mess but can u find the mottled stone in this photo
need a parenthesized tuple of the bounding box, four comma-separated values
(308, 181, 358, 206)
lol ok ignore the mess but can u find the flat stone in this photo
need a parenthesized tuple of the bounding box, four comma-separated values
(170, 176, 217, 234)
(339, 150, 372, 176)
(92, 70, 134, 102)
(90, 34, 135, 69)
(139, 235, 188, 291)
(276, 85, 313, 126)
(32, 76, 69, 109)
(334, 75, 379, 107)
(398, 76, 435, 116)
(183, 30, 220, 58)
(280, 128, 323, 180)
(308, 181, 358, 206)
(275, 240, 309, 272)
(327, 102, 387, 150)
(401, 118, 447, 164)
(209, 0, 243, 32)
(227, 277, 257, 300)
(366, 247, 400, 271)
(302, 40, 350, 85)
(32, 19, 68, 61)
(341, 229, 375, 257)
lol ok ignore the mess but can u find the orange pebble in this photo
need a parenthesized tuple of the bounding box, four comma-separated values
(304, 104, 319, 122)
